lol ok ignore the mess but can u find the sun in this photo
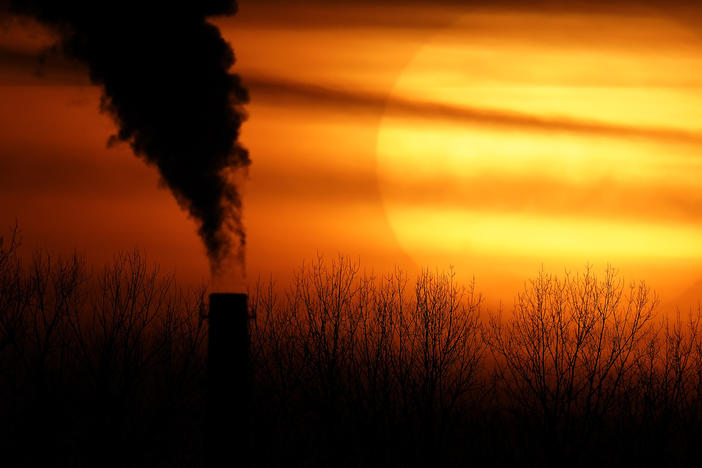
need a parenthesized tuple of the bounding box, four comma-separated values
(376, 8, 702, 294)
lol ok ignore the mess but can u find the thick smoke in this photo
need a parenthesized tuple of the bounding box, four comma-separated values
(10, 0, 250, 273)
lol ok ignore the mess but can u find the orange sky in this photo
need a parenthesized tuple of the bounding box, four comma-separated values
(3, 1, 702, 308)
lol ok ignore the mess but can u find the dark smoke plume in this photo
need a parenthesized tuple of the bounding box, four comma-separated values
(10, 0, 250, 273)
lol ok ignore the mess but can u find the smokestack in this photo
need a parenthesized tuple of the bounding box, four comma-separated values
(206, 293, 250, 467)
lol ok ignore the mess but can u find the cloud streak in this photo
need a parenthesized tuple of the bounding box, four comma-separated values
(4, 44, 701, 147)
(246, 75, 702, 146)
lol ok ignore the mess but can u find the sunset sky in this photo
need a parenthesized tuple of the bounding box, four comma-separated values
(3, 0, 702, 307)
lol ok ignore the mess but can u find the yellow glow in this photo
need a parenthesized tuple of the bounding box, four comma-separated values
(392, 207, 702, 260)
(377, 11, 702, 276)
(379, 122, 696, 184)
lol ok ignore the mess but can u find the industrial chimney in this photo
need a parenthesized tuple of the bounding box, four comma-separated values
(206, 293, 250, 467)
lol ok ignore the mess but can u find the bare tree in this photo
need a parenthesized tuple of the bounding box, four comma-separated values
(247, 257, 488, 465)
(485, 266, 657, 463)
(393, 268, 484, 459)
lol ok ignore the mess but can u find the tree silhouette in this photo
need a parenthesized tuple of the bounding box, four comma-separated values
(485, 266, 657, 465)
(6, 224, 702, 466)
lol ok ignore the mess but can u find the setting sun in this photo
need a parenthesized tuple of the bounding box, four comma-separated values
(377, 9, 702, 298)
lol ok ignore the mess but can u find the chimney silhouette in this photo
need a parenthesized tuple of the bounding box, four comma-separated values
(206, 293, 250, 467)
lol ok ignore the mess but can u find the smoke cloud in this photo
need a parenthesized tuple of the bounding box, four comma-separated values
(10, 0, 250, 274)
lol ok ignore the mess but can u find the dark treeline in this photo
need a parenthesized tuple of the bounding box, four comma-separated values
(0, 227, 208, 467)
(3, 226, 702, 466)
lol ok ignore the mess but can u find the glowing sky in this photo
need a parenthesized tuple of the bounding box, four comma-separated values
(3, 0, 702, 306)
(377, 8, 702, 298)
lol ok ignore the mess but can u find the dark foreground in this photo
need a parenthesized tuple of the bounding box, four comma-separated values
(2, 234, 702, 466)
